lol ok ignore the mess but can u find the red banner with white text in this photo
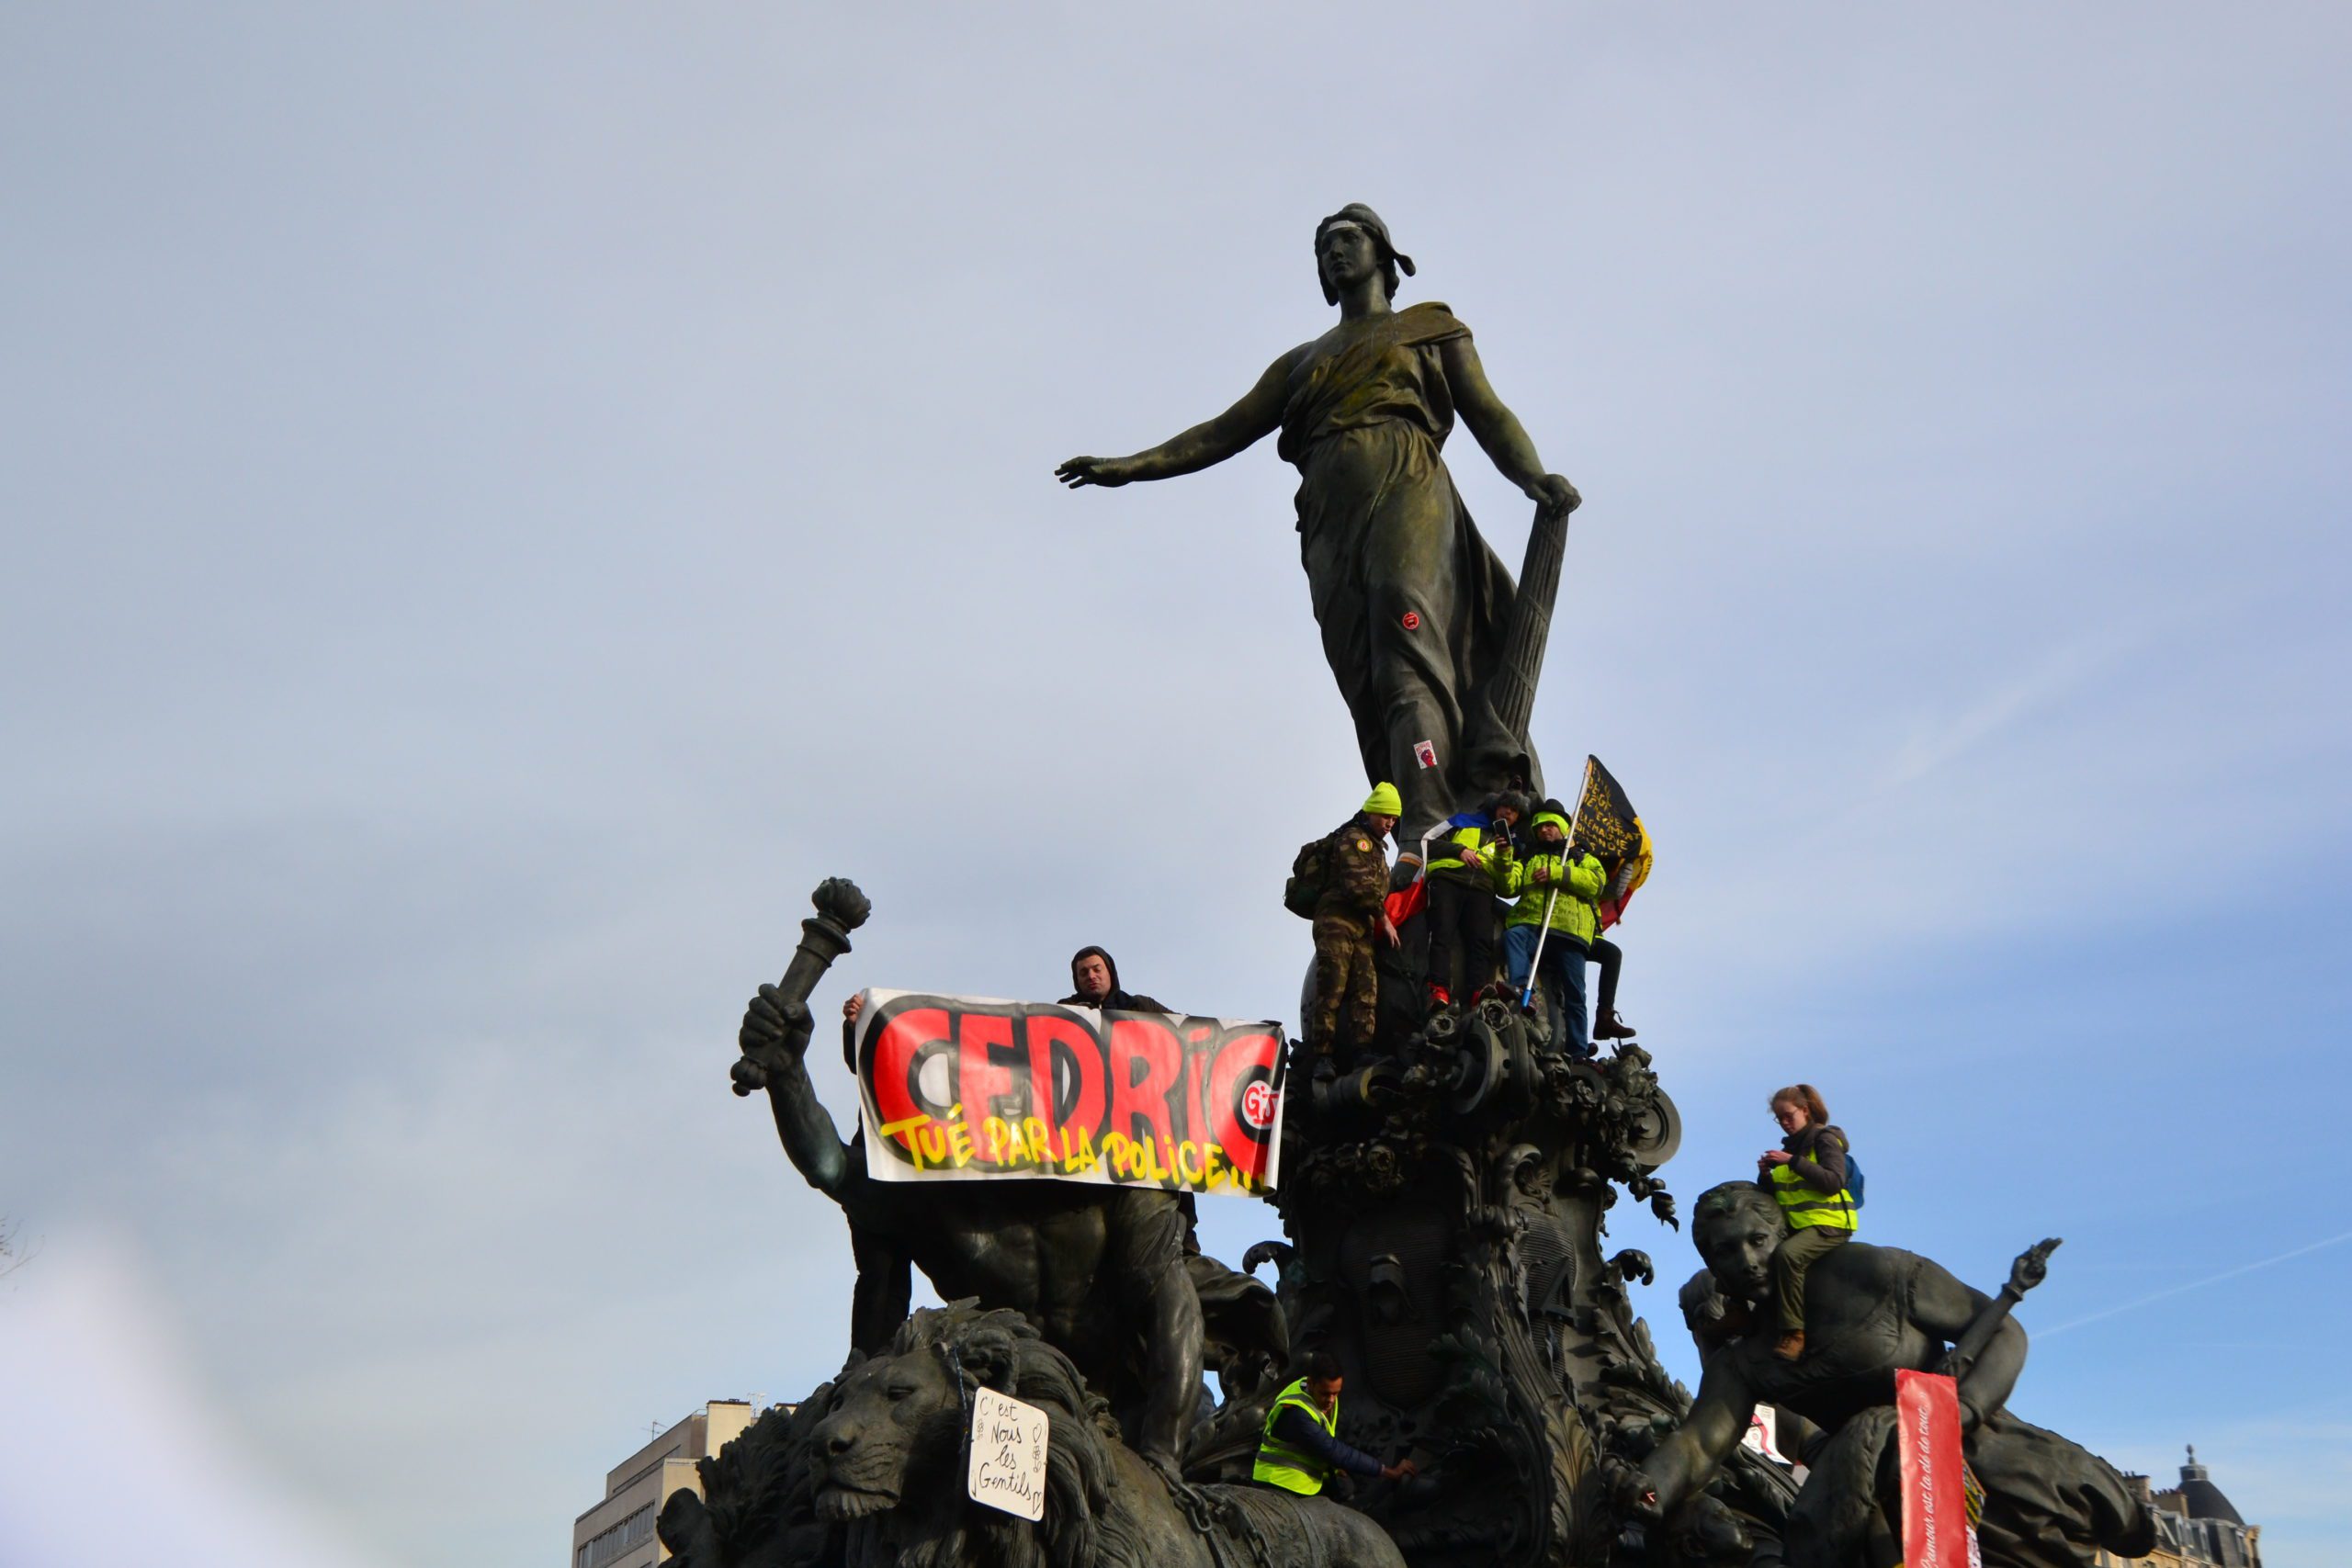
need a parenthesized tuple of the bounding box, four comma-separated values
(853, 990, 1289, 1195)
(1894, 1369, 1973, 1568)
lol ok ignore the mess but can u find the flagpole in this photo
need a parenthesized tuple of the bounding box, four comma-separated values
(1520, 886, 1560, 1011)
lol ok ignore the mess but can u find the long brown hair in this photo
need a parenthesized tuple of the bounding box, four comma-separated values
(1769, 1083, 1830, 1126)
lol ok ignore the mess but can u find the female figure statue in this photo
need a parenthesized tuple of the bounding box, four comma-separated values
(1057, 205, 1580, 841)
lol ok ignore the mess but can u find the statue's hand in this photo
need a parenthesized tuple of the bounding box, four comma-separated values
(2008, 1236, 2062, 1295)
(741, 982, 813, 1063)
(1528, 473, 1581, 517)
(1604, 1458, 1664, 1524)
(1056, 455, 1133, 489)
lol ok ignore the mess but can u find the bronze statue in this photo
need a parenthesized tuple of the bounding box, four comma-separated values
(1624, 1183, 2154, 1567)
(1057, 205, 1581, 841)
(661, 1304, 1408, 1568)
(732, 881, 1208, 1468)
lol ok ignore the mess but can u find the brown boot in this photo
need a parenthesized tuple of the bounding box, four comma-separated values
(1773, 1330, 1805, 1361)
(1593, 1009, 1636, 1040)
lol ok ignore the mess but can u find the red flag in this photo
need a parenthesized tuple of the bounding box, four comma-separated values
(1384, 878, 1427, 930)
(1894, 1370, 1972, 1568)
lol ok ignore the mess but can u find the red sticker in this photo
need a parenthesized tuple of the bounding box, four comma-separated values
(1400, 610, 1421, 630)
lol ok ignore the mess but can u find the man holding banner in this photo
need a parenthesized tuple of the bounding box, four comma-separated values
(1062, 945, 1171, 1015)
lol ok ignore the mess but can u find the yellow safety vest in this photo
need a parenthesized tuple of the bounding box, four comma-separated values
(1769, 1136, 1860, 1232)
(1252, 1377, 1340, 1495)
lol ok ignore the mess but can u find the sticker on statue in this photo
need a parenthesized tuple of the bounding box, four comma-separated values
(967, 1386, 1049, 1521)
(1413, 739, 1437, 769)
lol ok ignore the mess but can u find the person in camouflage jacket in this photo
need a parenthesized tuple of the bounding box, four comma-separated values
(1306, 783, 1403, 1068)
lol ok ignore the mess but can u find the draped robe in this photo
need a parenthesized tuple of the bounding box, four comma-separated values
(1277, 302, 1532, 839)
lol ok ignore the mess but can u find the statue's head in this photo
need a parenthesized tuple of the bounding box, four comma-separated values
(1691, 1181, 1787, 1304)
(1316, 203, 1415, 306)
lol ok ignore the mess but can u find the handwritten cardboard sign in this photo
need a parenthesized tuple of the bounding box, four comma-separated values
(967, 1386, 1048, 1521)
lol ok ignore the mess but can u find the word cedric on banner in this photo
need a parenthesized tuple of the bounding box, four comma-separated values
(852, 989, 1289, 1195)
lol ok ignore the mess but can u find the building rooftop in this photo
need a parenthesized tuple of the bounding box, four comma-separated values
(2173, 1444, 2245, 1528)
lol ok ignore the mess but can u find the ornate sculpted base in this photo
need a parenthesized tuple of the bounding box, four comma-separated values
(1256, 1004, 1795, 1568)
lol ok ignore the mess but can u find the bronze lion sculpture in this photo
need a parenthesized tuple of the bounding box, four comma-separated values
(659, 1303, 1405, 1568)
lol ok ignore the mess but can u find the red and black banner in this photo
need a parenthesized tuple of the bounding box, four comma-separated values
(852, 990, 1289, 1195)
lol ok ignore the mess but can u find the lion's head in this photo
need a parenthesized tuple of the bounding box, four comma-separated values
(808, 1329, 963, 1522)
(804, 1303, 1141, 1568)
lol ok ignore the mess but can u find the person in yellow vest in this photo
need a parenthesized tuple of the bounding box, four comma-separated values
(1421, 789, 1528, 1008)
(1498, 807, 1606, 1055)
(1252, 1350, 1417, 1494)
(1756, 1083, 1859, 1361)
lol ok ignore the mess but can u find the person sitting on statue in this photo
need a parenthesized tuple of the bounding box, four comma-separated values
(1253, 1349, 1417, 1495)
(1623, 1183, 2154, 1568)
(1305, 784, 1402, 1078)
(1757, 1083, 1859, 1362)
(1499, 805, 1605, 1056)
(1060, 944, 1172, 1014)
(1421, 789, 1527, 1009)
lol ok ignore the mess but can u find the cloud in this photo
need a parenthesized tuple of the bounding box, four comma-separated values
(0, 1237, 380, 1568)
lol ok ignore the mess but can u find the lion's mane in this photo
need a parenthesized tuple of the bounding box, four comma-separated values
(854, 1304, 1148, 1568)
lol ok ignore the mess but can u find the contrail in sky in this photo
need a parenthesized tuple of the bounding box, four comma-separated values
(2036, 1229, 2352, 1338)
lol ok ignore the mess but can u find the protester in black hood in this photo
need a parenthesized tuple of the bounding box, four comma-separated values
(1063, 943, 1198, 1253)
(1061, 945, 1172, 1014)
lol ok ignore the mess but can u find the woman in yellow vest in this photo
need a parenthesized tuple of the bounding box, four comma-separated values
(1253, 1350, 1417, 1494)
(1756, 1083, 1859, 1362)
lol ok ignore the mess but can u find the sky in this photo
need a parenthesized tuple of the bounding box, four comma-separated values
(3, 3, 2347, 1564)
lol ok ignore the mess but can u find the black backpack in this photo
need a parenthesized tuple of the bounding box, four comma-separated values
(1283, 837, 1328, 919)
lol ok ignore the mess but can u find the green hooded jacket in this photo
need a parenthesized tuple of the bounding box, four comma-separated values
(1500, 812, 1604, 944)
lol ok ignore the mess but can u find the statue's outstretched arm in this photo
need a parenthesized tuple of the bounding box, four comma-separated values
(741, 984, 855, 1195)
(1633, 1356, 1753, 1517)
(1912, 1259, 2025, 1429)
(1056, 351, 1292, 489)
(733, 881, 870, 1196)
(1439, 335, 1579, 517)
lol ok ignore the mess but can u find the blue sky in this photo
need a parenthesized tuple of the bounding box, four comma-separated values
(3, 4, 2346, 1564)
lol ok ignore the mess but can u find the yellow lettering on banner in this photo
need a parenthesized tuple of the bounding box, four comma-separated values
(1201, 1145, 1225, 1190)
(1176, 1141, 1204, 1185)
(983, 1116, 1014, 1165)
(879, 1114, 931, 1169)
(1101, 1133, 1131, 1179)
(1023, 1118, 1051, 1167)
(1069, 1126, 1097, 1173)
(946, 1119, 975, 1168)
(916, 1122, 947, 1168)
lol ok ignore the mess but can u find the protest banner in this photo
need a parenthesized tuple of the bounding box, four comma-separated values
(852, 990, 1288, 1194)
(1894, 1369, 1972, 1568)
